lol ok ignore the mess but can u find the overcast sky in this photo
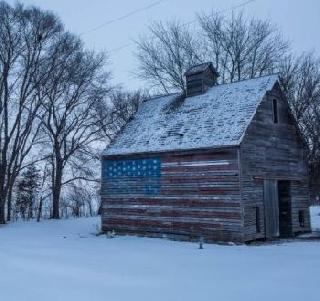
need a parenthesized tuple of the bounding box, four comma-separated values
(6, 0, 320, 89)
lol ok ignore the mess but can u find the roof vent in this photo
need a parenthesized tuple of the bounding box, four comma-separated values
(185, 62, 219, 97)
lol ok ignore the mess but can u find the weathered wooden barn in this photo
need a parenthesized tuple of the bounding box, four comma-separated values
(101, 62, 311, 243)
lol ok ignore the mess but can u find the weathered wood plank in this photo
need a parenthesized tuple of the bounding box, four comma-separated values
(101, 148, 242, 242)
(240, 87, 311, 241)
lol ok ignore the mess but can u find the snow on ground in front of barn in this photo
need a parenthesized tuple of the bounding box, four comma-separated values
(0, 208, 319, 301)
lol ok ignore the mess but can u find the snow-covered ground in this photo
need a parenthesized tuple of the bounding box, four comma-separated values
(0, 208, 319, 301)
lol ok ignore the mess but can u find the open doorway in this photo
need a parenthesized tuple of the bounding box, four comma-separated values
(264, 179, 293, 239)
(278, 180, 292, 237)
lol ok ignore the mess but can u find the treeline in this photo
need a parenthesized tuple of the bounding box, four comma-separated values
(0, 2, 146, 223)
(135, 13, 320, 199)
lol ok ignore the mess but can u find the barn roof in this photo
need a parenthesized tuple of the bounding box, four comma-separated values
(103, 74, 279, 156)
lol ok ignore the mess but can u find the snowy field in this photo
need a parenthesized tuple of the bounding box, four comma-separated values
(0, 208, 319, 301)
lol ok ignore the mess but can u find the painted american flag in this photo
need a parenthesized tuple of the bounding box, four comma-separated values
(102, 158, 161, 195)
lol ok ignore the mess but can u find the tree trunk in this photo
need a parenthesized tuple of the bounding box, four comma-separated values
(87, 200, 93, 217)
(0, 181, 7, 224)
(28, 202, 33, 220)
(52, 162, 63, 219)
(6, 188, 12, 222)
(0, 200, 6, 224)
(37, 196, 43, 222)
(52, 186, 61, 219)
(0, 196, 6, 224)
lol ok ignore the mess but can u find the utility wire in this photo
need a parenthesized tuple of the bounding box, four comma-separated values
(181, 0, 257, 27)
(80, 0, 166, 35)
(108, 0, 257, 54)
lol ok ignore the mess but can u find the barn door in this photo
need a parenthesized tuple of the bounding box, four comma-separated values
(264, 179, 279, 238)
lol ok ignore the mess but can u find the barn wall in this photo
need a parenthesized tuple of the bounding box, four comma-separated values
(101, 148, 244, 243)
(240, 85, 311, 241)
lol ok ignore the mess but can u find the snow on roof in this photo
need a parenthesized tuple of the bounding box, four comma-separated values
(184, 62, 216, 76)
(103, 74, 278, 156)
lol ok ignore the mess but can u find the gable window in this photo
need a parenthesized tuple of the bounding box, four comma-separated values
(272, 99, 278, 123)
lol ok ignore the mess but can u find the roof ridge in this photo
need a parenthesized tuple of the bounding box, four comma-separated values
(147, 74, 279, 102)
(208, 73, 279, 89)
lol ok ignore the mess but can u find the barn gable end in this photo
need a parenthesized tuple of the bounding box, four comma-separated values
(239, 84, 311, 241)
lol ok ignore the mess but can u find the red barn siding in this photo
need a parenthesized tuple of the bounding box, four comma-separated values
(101, 148, 243, 242)
(101, 79, 311, 244)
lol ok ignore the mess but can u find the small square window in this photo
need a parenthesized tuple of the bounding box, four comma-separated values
(272, 99, 278, 123)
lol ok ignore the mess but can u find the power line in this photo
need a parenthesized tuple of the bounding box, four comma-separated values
(181, 0, 257, 27)
(108, 0, 257, 54)
(80, 0, 166, 36)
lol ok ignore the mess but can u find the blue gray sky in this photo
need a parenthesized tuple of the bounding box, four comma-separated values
(7, 0, 320, 89)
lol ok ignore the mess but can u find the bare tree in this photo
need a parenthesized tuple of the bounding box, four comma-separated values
(198, 12, 289, 83)
(93, 88, 149, 148)
(135, 13, 289, 93)
(0, 2, 62, 223)
(36, 162, 50, 222)
(61, 183, 98, 218)
(279, 53, 320, 198)
(0, 2, 139, 222)
(39, 32, 111, 219)
(135, 21, 202, 93)
(109, 89, 147, 138)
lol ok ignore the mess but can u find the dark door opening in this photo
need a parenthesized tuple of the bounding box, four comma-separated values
(278, 180, 292, 237)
